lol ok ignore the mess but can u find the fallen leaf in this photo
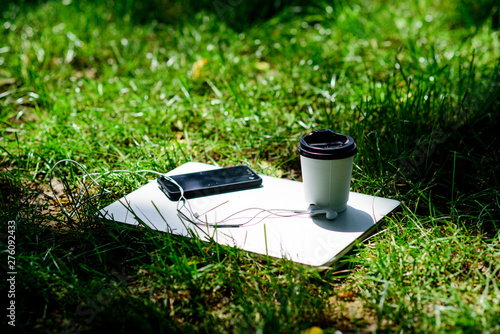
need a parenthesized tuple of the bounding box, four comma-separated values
(254, 61, 270, 71)
(192, 58, 208, 80)
(338, 290, 355, 300)
(53, 198, 70, 206)
(303, 326, 323, 334)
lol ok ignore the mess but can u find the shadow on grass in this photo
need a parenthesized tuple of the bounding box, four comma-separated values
(8, 0, 498, 31)
(1, 168, 330, 333)
(5, 0, 317, 31)
(376, 61, 500, 236)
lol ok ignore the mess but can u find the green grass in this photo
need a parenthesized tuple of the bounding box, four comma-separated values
(1, 0, 500, 332)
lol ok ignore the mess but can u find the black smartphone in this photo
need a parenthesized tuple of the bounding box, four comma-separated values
(157, 165, 263, 201)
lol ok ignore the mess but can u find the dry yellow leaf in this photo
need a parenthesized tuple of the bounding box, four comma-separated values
(192, 58, 208, 80)
(254, 61, 270, 71)
(53, 198, 70, 206)
(303, 326, 323, 334)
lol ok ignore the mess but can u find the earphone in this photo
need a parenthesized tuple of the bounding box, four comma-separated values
(294, 204, 338, 220)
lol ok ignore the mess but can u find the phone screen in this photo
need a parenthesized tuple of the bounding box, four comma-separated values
(158, 165, 262, 200)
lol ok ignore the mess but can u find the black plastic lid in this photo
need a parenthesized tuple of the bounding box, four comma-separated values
(298, 129, 357, 160)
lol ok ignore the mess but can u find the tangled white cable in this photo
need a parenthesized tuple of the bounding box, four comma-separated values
(48, 159, 338, 226)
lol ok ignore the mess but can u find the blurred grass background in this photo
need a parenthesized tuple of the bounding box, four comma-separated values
(1, 0, 500, 332)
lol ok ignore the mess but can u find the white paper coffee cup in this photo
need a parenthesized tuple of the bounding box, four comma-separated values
(298, 129, 357, 213)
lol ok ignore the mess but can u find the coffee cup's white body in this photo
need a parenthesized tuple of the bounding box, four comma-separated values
(298, 129, 357, 214)
(300, 155, 354, 212)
